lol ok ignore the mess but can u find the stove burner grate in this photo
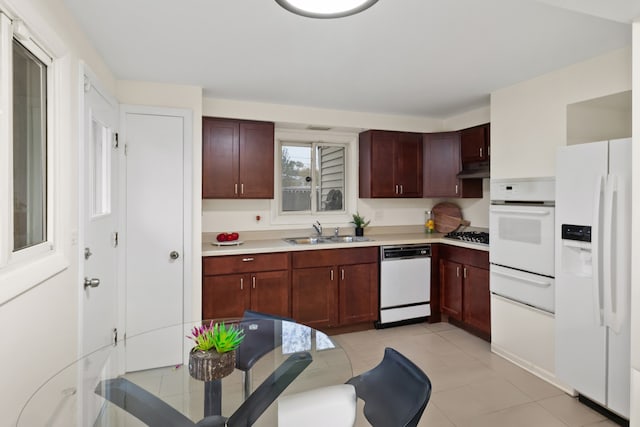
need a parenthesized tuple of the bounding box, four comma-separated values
(444, 231, 490, 245)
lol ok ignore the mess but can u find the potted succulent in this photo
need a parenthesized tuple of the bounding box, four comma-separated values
(350, 212, 370, 237)
(187, 321, 245, 381)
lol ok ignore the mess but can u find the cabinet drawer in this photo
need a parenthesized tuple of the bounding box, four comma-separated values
(203, 252, 290, 275)
(292, 247, 378, 268)
(439, 244, 488, 269)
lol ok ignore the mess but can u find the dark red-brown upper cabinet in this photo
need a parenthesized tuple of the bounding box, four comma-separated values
(359, 130, 423, 198)
(461, 123, 490, 164)
(423, 131, 482, 198)
(203, 117, 274, 199)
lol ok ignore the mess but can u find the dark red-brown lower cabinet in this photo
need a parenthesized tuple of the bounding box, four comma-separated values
(292, 247, 378, 330)
(439, 245, 490, 340)
(202, 253, 290, 319)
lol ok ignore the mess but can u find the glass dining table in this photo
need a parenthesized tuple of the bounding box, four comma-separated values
(17, 319, 353, 426)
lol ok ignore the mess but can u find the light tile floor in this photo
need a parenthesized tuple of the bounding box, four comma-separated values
(332, 321, 620, 427)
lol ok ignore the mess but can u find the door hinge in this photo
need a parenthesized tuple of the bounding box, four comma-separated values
(124, 143, 128, 156)
(112, 328, 118, 345)
(113, 132, 119, 149)
(112, 232, 119, 248)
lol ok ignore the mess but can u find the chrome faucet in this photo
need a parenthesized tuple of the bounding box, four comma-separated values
(312, 221, 322, 236)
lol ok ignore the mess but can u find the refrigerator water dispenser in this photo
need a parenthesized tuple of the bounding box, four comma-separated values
(560, 224, 592, 277)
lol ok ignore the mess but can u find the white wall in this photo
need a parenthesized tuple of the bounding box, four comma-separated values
(0, 0, 116, 425)
(491, 47, 631, 179)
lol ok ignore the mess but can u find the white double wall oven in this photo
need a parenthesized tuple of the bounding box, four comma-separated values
(488, 178, 564, 389)
(490, 178, 556, 313)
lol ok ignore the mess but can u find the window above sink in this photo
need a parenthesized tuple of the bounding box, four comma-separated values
(270, 128, 358, 226)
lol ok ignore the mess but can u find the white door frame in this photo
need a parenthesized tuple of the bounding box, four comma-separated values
(118, 104, 193, 353)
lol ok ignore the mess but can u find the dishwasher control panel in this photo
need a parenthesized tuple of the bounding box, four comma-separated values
(380, 244, 431, 261)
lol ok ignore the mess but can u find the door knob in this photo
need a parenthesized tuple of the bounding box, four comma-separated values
(170, 251, 180, 260)
(84, 277, 100, 289)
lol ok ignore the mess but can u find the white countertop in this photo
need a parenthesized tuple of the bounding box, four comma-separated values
(202, 231, 489, 256)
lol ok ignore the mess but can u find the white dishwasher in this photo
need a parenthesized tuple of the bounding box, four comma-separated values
(377, 244, 431, 328)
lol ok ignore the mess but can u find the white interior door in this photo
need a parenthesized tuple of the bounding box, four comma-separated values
(81, 75, 119, 356)
(79, 74, 120, 427)
(123, 109, 188, 372)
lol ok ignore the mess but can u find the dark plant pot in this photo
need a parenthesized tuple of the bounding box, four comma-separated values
(188, 348, 236, 381)
(355, 227, 364, 237)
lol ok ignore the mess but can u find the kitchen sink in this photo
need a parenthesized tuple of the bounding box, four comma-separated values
(283, 235, 373, 245)
(326, 235, 373, 243)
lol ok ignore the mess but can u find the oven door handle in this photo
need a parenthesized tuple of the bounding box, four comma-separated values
(490, 207, 551, 216)
(492, 269, 551, 288)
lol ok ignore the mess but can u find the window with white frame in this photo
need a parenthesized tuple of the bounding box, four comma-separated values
(0, 10, 65, 301)
(272, 129, 357, 226)
(280, 141, 346, 214)
(12, 37, 47, 251)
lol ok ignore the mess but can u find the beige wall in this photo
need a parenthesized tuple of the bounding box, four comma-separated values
(567, 91, 631, 145)
(203, 97, 446, 133)
(0, 0, 116, 425)
(201, 99, 491, 233)
(491, 47, 631, 179)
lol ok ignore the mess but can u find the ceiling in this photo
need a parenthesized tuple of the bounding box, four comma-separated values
(61, 0, 635, 119)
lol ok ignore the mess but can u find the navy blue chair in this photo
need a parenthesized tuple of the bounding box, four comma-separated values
(237, 310, 294, 399)
(346, 347, 432, 427)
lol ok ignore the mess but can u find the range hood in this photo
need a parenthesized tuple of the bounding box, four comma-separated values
(457, 162, 490, 179)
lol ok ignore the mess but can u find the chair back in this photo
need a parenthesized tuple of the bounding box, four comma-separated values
(346, 347, 432, 427)
(236, 310, 293, 371)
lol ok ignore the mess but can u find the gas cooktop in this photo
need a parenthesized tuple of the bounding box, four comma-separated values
(444, 231, 490, 245)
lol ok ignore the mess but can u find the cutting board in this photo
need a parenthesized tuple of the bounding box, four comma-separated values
(432, 202, 469, 233)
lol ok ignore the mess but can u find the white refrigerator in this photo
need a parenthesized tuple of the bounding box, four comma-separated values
(555, 138, 631, 419)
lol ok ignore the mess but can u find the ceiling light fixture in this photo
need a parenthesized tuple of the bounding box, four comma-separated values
(275, 0, 379, 19)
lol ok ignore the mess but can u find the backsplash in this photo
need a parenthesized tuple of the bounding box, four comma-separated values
(202, 179, 489, 233)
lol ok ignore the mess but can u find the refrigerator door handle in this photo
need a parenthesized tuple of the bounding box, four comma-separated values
(592, 175, 604, 326)
(606, 174, 628, 334)
(603, 174, 614, 330)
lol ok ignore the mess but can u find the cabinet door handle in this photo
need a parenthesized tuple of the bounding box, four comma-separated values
(252, 276, 256, 289)
(480, 147, 483, 157)
(395, 184, 399, 194)
(234, 183, 238, 195)
(240, 277, 243, 290)
(242, 257, 254, 262)
(455, 184, 459, 195)
(330, 269, 334, 281)
(341, 269, 345, 280)
(464, 267, 468, 279)
(400, 184, 404, 194)
(456, 266, 460, 277)
(241, 183, 244, 194)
